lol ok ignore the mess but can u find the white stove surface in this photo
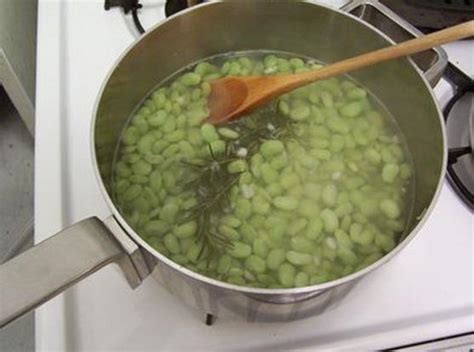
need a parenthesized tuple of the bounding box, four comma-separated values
(35, 1, 474, 350)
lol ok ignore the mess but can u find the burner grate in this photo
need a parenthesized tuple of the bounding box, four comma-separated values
(405, 0, 474, 12)
(443, 63, 474, 210)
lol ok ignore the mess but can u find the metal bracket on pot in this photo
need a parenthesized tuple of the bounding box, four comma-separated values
(103, 216, 151, 288)
(341, 0, 448, 87)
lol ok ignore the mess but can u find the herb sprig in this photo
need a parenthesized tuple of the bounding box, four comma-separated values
(179, 144, 241, 260)
(180, 102, 305, 261)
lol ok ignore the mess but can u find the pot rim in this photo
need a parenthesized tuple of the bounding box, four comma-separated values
(90, 0, 447, 295)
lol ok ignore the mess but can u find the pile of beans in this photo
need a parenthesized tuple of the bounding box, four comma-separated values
(113, 52, 413, 288)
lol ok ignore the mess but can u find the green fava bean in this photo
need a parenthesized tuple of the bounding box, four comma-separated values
(322, 184, 338, 206)
(353, 227, 375, 246)
(273, 196, 298, 211)
(338, 247, 358, 265)
(267, 249, 286, 270)
(163, 118, 176, 133)
(334, 229, 353, 249)
(279, 100, 290, 115)
(290, 236, 314, 254)
(149, 170, 163, 192)
(185, 242, 201, 263)
(171, 254, 189, 265)
(278, 263, 296, 287)
(281, 173, 300, 190)
(181, 72, 201, 86)
(144, 154, 164, 165)
(253, 238, 269, 258)
(217, 254, 232, 274)
(218, 127, 239, 139)
(303, 183, 321, 201)
(144, 220, 169, 236)
(132, 160, 152, 176)
(288, 218, 308, 236)
(267, 183, 284, 197)
(209, 140, 226, 155)
(221, 215, 241, 228)
(200, 123, 219, 143)
(245, 255, 266, 274)
(340, 101, 363, 117)
(366, 149, 381, 164)
(305, 218, 323, 240)
(240, 223, 258, 243)
(123, 184, 142, 202)
(382, 163, 400, 183)
(347, 87, 367, 100)
(294, 272, 309, 287)
(376, 234, 396, 252)
(115, 179, 130, 194)
(321, 208, 339, 233)
(137, 134, 155, 155)
(252, 195, 270, 215)
(290, 105, 310, 121)
(148, 110, 167, 127)
(164, 234, 181, 254)
(235, 199, 252, 220)
(167, 130, 186, 143)
(260, 140, 285, 158)
(260, 164, 278, 184)
(218, 225, 240, 241)
(227, 276, 246, 286)
(380, 199, 401, 219)
(229, 242, 252, 258)
(320, 91, 333, 107)
(286, 251, 312, 266)
(228, 160, 248, 174)
(123, 126, 140, 145)
(330, 134, 345, 152)
(161, 203, 179, 223)
(129, 175, 148, 184)
(174, 221, 197, 239)
(335, 202, 353, 217)
(194, 62, 215, 76)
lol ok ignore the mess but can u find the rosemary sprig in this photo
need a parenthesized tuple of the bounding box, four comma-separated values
(179, 144, 242, 261)
(179, 100, 307, 262)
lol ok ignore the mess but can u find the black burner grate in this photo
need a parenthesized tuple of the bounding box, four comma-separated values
(443, 63, 474, 210)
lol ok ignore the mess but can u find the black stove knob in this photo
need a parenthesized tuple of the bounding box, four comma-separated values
(165, 0, 204, 17)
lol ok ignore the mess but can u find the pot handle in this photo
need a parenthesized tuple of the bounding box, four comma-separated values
(341, 0, 448, 87)
(0, 217, 148, 328)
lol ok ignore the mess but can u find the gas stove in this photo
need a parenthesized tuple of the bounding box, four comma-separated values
(35, 0, 473, 350)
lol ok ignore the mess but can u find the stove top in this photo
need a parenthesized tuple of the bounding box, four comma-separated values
(34, 0, 474, 350)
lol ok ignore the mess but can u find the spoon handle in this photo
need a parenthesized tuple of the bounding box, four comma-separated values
(283, 20, 474, 88)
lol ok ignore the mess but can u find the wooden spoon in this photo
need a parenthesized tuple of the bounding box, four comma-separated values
(207, 20, 474, 124)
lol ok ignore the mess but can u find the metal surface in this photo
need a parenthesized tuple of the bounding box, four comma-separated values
(92, 0, 446, 320)
(0, 217, 142, 328)
(342, 0, 448, 86)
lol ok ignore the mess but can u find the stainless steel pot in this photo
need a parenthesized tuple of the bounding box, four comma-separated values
(0, 0, 446, 327)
